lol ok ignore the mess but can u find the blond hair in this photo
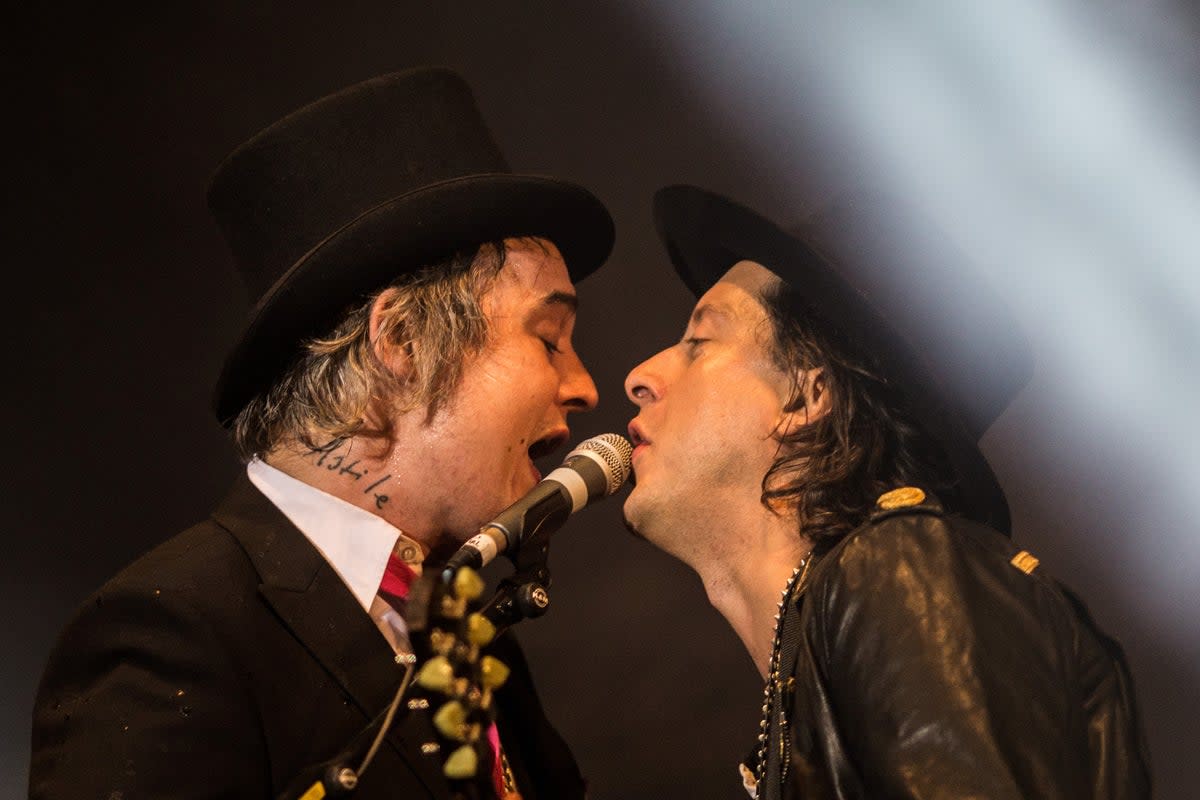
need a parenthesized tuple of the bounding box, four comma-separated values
(230, 241, 510, 460)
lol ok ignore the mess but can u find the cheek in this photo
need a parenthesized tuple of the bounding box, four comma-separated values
(480, 347, 538, 395)
(487, 355, 559, 428)
(512, 360, 559, 411)
(689, 379, 781, 440)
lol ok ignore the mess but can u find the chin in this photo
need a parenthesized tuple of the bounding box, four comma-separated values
(619, 508, 649, 543)
(623, 487, 689, 553)
(621, 491, 652, 538)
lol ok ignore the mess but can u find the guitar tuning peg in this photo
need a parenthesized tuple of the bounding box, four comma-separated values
(463, 684, 484, 710)
(480, 655, 511, 690)
(429, 629, 456, 656)
(415, 656, 454, 693)
(466, 612, 497, 646)
(439, 592, 467, 619)
(433, 700, 468, 741)
(453, 567, 485, 601)
(443, 743, 478, 779)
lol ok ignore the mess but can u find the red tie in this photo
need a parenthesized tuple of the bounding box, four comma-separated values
(488, 722, 514, 798)
(377, 552, 417, 609)
(372, 552, 419, 655)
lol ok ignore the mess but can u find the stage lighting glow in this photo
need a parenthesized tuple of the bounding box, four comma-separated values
(632, 0, 1200, 615)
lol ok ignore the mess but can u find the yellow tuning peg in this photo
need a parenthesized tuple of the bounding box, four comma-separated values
(439, 592, 466, 619)
(480, 655, 510, 690)
(415, 656, 454, 693)
(443, 744, 478, 779)
(429, 628, 455, 656)
(466, 613, 497, 646)
(433, 700, 468, 741)
(453, 567, 485, 601)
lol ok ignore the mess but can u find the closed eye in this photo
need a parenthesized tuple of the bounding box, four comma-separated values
(541, 338, 562, 355)
(682, 336, 708, 357)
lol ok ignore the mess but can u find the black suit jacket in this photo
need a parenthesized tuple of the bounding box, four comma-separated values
(30, 474, 585, 799)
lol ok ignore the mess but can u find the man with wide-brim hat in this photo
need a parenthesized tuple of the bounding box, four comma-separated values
(31, 67, 611, 799)
(622, 185, 1151, 799)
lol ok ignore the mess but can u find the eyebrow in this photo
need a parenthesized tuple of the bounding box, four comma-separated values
(689, 301, 733, 326)
(542, 290, 579, 313)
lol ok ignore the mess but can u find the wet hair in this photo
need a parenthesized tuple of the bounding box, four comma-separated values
(230, 240, 513, 461)
(757, 278, 961, 548)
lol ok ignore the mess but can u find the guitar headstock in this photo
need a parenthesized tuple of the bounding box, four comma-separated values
(404, 565, 511, 798)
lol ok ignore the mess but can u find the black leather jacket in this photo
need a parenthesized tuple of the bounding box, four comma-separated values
(751, 496, 1152, 799)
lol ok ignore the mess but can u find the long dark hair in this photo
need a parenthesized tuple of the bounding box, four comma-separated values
(758, 280, 961, 548)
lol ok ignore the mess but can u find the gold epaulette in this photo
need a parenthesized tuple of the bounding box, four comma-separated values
(875, 486, 927, 510)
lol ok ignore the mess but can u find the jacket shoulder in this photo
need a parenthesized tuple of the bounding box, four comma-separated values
(818, 489, 1048, 590)
(78, 520, 259, 619)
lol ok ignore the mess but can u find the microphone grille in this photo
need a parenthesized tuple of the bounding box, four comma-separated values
(573, 433, 633, 495)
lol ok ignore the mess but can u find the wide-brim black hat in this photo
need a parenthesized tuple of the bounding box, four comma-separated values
(208, 67, 614, 426)
(653, 185, 1032, 534)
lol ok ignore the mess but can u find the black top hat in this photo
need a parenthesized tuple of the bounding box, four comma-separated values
(653, 185, 1032, 534)
(208, 67, 615, 426)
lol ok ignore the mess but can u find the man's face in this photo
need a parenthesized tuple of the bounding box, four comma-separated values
(397, 238, 598, 548)
(622, 260, 794, 555)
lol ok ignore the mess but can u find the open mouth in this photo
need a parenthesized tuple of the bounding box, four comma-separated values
(527, 430, 569, 462)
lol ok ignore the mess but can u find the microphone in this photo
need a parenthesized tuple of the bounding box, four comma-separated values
(445, 433, 633, 573)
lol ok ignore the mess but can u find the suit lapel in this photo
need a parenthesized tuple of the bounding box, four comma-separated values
(212, 474, 449, 796)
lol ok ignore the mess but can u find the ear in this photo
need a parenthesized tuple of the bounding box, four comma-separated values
(777, 367, 831, 436)
(369, 287, 414, 380)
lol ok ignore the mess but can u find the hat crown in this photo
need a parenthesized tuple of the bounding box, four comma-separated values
(654, 186, 1031, 437)
(206, 68, 613, 427)
(782, 201, 1030, 440)
(653, 185, 1033, 533)
(207, 67, 509, 302)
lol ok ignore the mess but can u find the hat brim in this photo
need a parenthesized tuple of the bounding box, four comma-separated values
(214, 173, 614, 425)
(652, 184, 1012, 534)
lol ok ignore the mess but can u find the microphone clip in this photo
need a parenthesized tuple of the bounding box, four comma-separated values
(479, 531, 556, 637)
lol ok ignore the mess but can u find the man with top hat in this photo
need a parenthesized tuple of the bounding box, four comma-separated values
(622, 185, 1152, 799)
(30, 67, 611, 799)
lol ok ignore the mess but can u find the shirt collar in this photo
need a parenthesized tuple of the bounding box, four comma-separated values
(246, 458, 424, 612)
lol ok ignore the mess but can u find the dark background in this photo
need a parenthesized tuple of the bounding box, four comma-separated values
(8, 3, 1198, 798)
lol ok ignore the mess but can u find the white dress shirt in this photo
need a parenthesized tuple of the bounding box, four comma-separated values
(246, 458, 425, 651)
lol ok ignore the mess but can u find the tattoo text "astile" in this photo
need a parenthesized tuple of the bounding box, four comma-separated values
(305, 439, 392, 510)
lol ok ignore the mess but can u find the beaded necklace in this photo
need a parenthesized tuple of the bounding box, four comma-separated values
(751, 553, 813, 794)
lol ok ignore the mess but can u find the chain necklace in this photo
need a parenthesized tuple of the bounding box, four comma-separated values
(751, 552, 813, 794)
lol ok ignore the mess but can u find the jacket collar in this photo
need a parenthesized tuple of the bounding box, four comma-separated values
(211, 473, 449, 795)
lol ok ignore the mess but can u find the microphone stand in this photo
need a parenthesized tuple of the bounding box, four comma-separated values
(478, 502, 563, 636)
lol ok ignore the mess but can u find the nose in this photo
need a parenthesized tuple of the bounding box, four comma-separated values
(561, 349, 600, 413)
(624, 350, 665, 407)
